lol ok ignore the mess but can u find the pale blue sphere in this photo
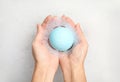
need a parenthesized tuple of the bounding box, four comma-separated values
(49, 26, 75, 51)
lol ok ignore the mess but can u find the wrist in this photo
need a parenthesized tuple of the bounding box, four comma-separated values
(71, 64, 86, 82)
(62, 67, 72, 82)
(32, 64, 47, 82)
(36, 65, 55, 82)
(32, 64, 55, 82)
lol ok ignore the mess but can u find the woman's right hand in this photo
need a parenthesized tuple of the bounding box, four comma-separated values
(59, 15, 88, 82)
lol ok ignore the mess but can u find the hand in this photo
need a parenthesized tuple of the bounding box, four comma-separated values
(59, 15, 88, 82)
(32, 15, 59, 82)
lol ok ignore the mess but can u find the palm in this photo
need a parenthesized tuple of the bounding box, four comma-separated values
(60, 15, 88, 73)
(38, 43, 58, 70)
(70, 43, 88, 64)
(32, 15, 59, 71)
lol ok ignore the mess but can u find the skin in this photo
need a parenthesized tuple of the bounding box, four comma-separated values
(32, 15, 88, 82)
(59, 15, 88, 82)
(32, 15, 59, 82)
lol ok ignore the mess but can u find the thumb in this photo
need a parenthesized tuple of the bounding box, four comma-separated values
(75, 23, 86, 43)
(35, 24, 44, 41)
(36, 24, 42, 34)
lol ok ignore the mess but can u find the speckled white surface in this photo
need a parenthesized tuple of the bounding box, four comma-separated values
(0, 0, 120, 82)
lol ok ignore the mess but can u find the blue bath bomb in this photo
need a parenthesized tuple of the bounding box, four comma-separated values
(49, 26, 75, 51)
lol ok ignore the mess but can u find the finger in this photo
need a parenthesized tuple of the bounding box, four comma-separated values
(42, 15, 51, 24)
(53, 16, 57, 20)
(61, 15, 65, 20)
(75, 23, 87, 43)
(47, 16, 57, 25)
(37, 24, 44, 33)
(41, 15, 52, 27)
(35, 24, 43, 40)
(62, 15, 75, 28)
(62, 15, 66, 20)
(36, 24, 40, 34)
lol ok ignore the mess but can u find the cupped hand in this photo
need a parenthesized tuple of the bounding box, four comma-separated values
(32, 15, 59, 82)
(59, 15, 88, 82)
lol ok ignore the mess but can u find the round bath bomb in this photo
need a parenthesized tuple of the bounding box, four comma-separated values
(49, 26, 75, 51)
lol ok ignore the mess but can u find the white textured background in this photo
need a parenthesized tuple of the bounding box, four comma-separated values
(0, 0, 120, 82)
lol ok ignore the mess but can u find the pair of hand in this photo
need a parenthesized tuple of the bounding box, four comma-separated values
(32, 15, 88, 82)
